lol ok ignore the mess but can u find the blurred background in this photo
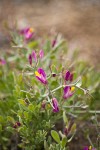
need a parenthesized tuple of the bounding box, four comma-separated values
(0, 0, 100, 67)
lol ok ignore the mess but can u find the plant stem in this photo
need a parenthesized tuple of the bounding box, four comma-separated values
(87, 135, 94, 148)
(74, 110, 100, 114)
(42, 78, 80, 97)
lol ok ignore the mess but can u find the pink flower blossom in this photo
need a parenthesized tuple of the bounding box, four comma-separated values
(65, 70, 73, 82)
(28, 50, 44, 65)
(35, 68, 47, 85)
(52, 98, 59, 113)
(39, 49, 44, 59)
(63, 86, 75, 99)
(0, 58, 6, 65)
(20, 27, 34, 40)
(32, 50, 37, 62)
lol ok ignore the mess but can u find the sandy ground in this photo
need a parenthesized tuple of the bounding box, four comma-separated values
(0, 0, 100, 66)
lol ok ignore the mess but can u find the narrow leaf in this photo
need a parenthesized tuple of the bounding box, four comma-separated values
(51, 130, 60, 144)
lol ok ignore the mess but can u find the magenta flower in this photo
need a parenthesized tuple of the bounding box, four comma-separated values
(83, 146, 96, 150)
(0, 58, 6, 65)
(39, 49, 44, 59)
(35, 68, 47, 85)
(16, 122, 21, 126)
(65, 70, 73, 82)
(20, 27, 34, 40)
(13, 124, 17, 129)
(52, 98, 59, 113)
(63, 86, 75, 99)
(28, 54, 32, 65)
(84, 147, 89, 150)
(32, 50, 37, 62)
(28, 50, 44, 65)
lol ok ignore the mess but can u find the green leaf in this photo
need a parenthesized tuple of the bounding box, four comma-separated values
(70, 123, 76, 133)
(7, 116, 15, 124)
(61, 137, 67, 148)
(23, 111, 29, 119)
(28, 41, 38, 48)
(68, 133, 75, 143)
(51, 64, 58, 73)
(0, 124, 2, 131)
(51, 130, 60, 144)
(63, 111, 68, 126)
(18, 99, 26, 106)
(0, 116, 4, 123)
(18, 74, 23, 85)
(2, 137, 9, 142)
(44, 140, 49, 150)
(44, 40, 51, 51)
(6, 126, 14, 133)
(76, 79, 82, 87)
(28, 104, 35, 111)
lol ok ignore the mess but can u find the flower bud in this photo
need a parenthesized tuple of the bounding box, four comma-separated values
(52, 73, 56, 77)
(52, 98, 59, 113)
(16, 122, 21, 127)
(41, 100, 46, 109)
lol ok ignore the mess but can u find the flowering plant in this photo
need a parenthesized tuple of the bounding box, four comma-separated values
(0, 27, 99, 150)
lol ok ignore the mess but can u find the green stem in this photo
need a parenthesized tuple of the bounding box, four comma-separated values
(87, 135, 94, 148)
(74, 110, 100, 114)
(42, 79, 80, 98)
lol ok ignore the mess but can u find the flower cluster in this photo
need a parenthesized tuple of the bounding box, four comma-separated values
(28, 50, 44, 65)
(35, 66, 75, 113)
